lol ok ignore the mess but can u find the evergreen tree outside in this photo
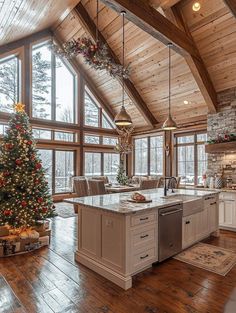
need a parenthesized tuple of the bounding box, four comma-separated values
(0, 103, 56, 229)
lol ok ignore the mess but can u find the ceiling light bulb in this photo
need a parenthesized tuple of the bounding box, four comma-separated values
(192, 2, 201, 11)
(184, 100, 189, 105)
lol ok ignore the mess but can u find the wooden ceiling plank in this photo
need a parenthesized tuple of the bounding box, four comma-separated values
(99, 0, 199, 58)
(149, 0, 182, 9)
(224, 0, 236, 18)
(74, 2, 158, 127)
(165, 6, 217, 113)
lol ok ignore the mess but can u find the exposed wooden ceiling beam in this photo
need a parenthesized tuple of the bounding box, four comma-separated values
(74, 2, 158, 127)
(100, 0, 199, 58)
(166, 6, 217, 113)
(223, 0, 236, 18)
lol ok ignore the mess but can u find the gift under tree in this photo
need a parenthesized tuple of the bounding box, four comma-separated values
(0, 103, 56, 230)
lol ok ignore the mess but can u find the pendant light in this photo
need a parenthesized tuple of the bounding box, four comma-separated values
(162, 43, 177, 131)
(114, 11, 132, 127)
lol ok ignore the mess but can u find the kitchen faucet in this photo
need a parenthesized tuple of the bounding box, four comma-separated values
(164, 176, 177, 196)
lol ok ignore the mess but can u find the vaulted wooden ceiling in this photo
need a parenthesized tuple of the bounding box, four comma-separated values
(1, 0, 236, 131)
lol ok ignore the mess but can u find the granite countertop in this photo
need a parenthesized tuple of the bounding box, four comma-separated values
(65, 188, 219, 215)
(182, 186, 236, 193)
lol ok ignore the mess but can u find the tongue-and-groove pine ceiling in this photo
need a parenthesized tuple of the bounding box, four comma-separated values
(1, 0, 236, 130)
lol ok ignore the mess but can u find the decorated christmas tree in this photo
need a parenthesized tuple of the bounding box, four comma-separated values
(0, 103, 56, 229)
(116, 162, 128, 186)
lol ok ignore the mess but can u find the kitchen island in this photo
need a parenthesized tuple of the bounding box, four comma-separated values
(66, 188, 219, 289)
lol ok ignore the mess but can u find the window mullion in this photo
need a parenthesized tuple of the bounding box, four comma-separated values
(51, 52, 56, 121)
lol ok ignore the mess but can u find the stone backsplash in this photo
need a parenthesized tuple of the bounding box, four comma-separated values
(207, 87, 236, 183)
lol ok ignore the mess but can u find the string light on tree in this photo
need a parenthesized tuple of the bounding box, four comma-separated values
(0, 103, 56, 230)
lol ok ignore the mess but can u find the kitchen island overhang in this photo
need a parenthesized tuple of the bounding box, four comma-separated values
(65, 188, 220, 289)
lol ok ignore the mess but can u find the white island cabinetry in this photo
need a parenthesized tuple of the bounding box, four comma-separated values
(66, 189, 220, 289)
(77, 207, 158, 290)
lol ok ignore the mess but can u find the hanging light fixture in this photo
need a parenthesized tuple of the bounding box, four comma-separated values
(162, 43, 177, 131)
(114, 11, 132, 127)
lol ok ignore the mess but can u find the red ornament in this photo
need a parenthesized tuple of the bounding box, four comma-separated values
(15, 159, 22, 165)
(0, 178, 4, 186)
(35, 163, 42, 170)
(15, 125, 21, 130)
(37, 197, 43, 203)
(27, 140, 32, 145)
(42, 207, 48, 213)
(3, 171, 10, 177)
(21, 201, 27, 207)
(4, 210, 12, 216)
(5, 143, 13, 150)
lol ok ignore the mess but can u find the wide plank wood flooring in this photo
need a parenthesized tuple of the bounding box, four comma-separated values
(1, 215, 236, 313)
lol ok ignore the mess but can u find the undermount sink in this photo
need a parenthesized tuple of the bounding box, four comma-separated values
(162, 194, 204, 217)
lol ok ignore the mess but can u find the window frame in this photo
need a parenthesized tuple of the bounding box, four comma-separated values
(38, 147, 77, 195)
(84, 150, 120, 180)
(84, 86, 115, 129)
(0, 48, 24, 114)
(174, 130, 207, 186)
(30, 39, 77, 124)
(133, 133, 165, 176)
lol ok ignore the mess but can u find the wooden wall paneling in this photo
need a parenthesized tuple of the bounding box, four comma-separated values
(74, 2, 158, 127)
(164, 6, 217, 113)
(0, 29, 53, 54)
(99, 0, 199, 57)
(0, 0, 80, 46)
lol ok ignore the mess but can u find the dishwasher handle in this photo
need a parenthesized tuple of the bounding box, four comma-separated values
(160, 208, 183, 216)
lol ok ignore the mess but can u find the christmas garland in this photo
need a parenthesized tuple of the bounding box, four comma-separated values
(208, 133, 236, 144)
(51, 38, 130, 79)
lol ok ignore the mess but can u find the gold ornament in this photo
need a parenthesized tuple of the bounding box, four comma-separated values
(14, 103, 25, 112)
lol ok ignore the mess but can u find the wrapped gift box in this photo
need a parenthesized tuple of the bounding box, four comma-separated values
(33, 220, 50, 232)
(20, 238, 39, 252)
(0, 225, 9, 237)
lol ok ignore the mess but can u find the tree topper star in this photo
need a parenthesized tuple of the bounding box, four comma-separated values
(14, 103, 25, 112)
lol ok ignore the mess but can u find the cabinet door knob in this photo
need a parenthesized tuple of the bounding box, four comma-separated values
(210, 202, 217, 205)
(186, 221, 190, 224)
(140, 254, 149, 260)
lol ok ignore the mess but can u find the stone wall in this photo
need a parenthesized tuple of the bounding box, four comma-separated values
(207, 87, 236, 183)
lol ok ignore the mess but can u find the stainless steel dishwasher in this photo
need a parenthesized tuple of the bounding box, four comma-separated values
(158, 203, 183, 262)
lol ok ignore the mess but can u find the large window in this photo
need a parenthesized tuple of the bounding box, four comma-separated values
(84, 152, 120, 182)
(104, 153, 120, 182)
(32, 42, 76, 123)
(84, 90, 114, 129)
(134, 135, 164, 176)
(0, 55, 19, 113)
(84, 152, 101, 177)
(175, 132, 207, 185)
(38, 149, 75, 194)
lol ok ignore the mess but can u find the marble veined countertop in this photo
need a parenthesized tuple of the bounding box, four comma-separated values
(65, 188, 219, 215)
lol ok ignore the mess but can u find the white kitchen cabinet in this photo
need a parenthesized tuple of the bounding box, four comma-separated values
(182, 194, 219, 249)
(182, 214, 197, 249)
(219, 192, 236, 231)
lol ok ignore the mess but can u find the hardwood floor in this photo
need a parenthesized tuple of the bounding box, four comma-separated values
(1, 216, 236, 313)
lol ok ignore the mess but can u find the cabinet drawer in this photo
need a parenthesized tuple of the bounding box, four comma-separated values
(132, 247, 156, 272)
(131, 212, 156, 227)
(204, 195, 217, 207)
(220, 192, 236, 201)
(131, 225, 156, 251)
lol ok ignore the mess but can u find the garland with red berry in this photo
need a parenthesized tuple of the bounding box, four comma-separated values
(50, 38, 130, 79)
